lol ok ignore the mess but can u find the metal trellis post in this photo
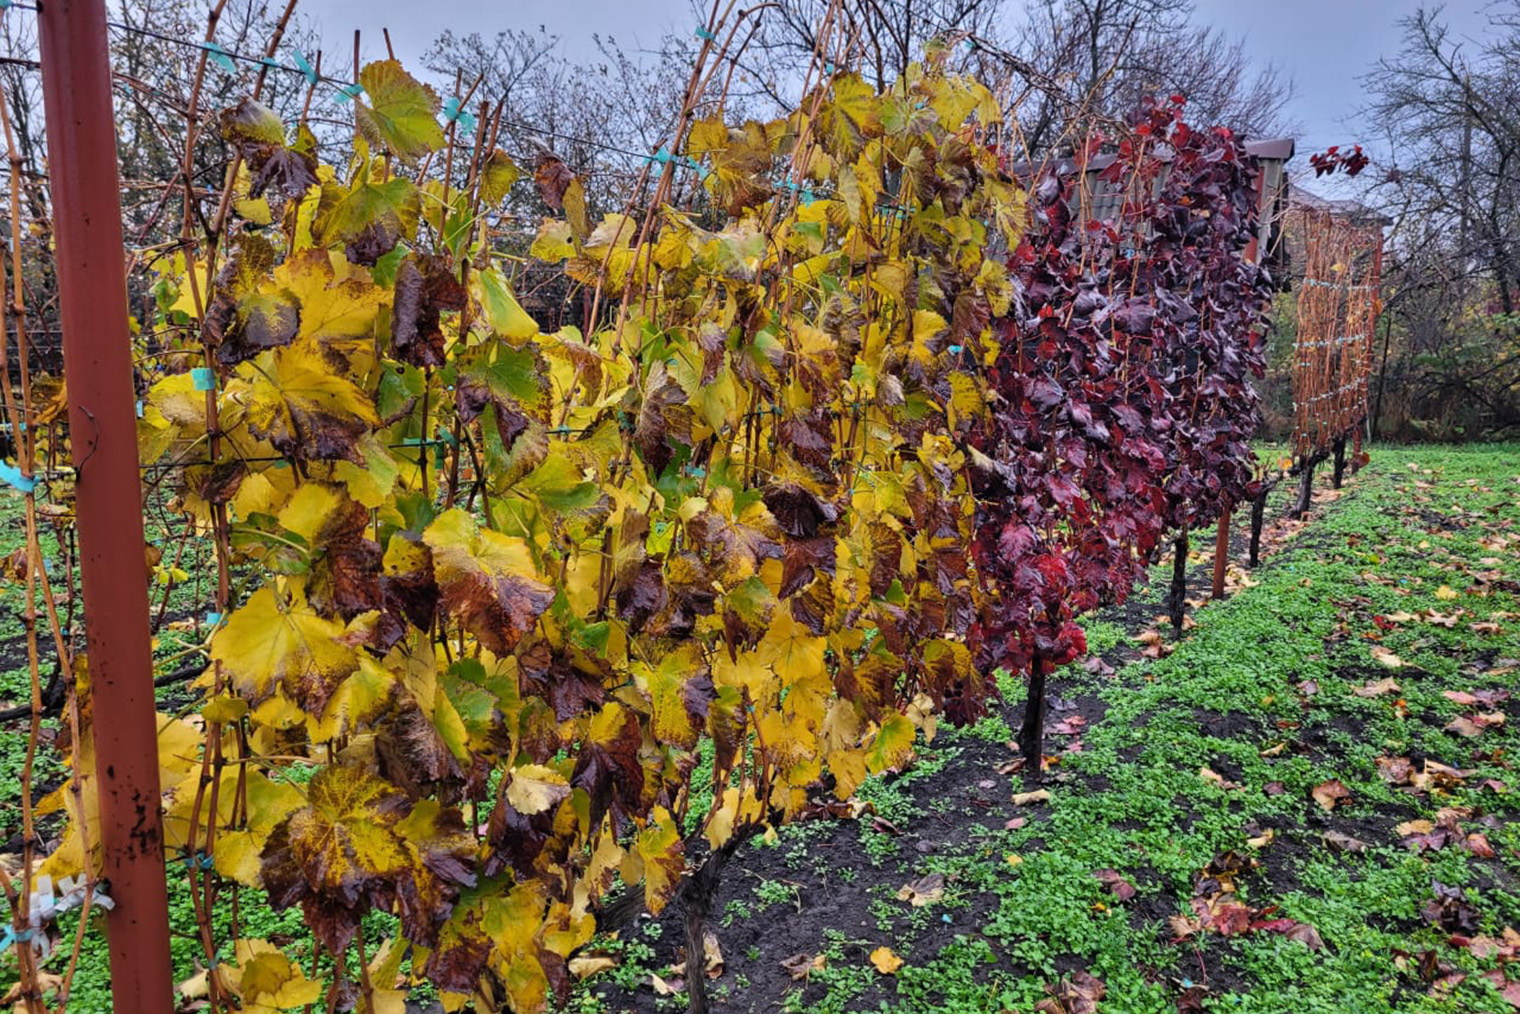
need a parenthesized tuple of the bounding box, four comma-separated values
(37, 0, 174, 1008)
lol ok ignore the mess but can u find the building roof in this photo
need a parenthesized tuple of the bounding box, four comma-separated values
(1288, 186, 1391, 227)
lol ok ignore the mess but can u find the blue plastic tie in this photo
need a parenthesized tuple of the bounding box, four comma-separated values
(291, 49, 319, 86)
(135, 399, 144, 418)
(441, 96, 476, 134)
(0, 462, 36, 494)
(200, 41, 237, 75)
(205, 611, 223, 627)
(334, 82, 364, 104)
(0, 1, 13, 11)
(191, 367, 215, 392)
(948, 345, 964, 354)
(0, 925, 34, 953)
(694, 26, 716, 41)
(258, 56, 283, 71)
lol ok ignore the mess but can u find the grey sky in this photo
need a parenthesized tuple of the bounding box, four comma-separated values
(303, 0, 1490, 163)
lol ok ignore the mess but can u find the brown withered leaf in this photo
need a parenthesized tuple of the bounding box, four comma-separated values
(423, 509, 554, 657)
(896, 873, 946, 907)
(391, 254, 466, 368)
(1311, 780, 1353, 811)
(1352, 677, 1401, 698)
(1322, 831, 1369, 853)
(780, 952, 826, 981)
(1094, 868, 1136, 901)
(1035, 971, 1106, 1014)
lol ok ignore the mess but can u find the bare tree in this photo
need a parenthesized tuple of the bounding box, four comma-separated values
(1360, 4, 1520, 437)
(1001, 0, 1294, 154)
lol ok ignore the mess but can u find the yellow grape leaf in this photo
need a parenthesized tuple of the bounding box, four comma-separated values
(241, 344, 380, 462)
(210, 586, 360, 707)
(504, 763, 571, 816)
(478, 149, 521, 205)
(229, 939, 324, 1011)
(869, 946, 903, 975)
(866, 714, 915, 774)
(638, 643, 713, 750)
(757, 609, 826, 683)
(631, 809, 685, 915)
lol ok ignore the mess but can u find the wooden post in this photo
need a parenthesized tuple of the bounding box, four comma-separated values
(37, 1, 173, 1009)
(1211, 506, 1231, 599)
(1168, 531, 1189, 635)
(1249, 484, 1270, 568)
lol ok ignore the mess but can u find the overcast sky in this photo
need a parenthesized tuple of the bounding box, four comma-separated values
(301, 0, 1490, 167)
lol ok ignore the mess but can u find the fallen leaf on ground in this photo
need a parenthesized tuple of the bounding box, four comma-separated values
(1200, 766, 1242, 790)
(869, 946, 904, 975)
(896, 873, 946, 907)
(780, 953, 825, 981)
(1376, 755, 1414, 783)
(1312, 780, 1353, 811)
(1446, 716, 1486, 737)
(1371, 645, 1405, 668)
(1397, 819, 1435, 836)
(1435, 584, 1459, 600)
(1169, 913, 1204, 940)
(1423, 882, 1482, 934)
(1353, 677, 1401, 697)
(649, 973, 682, 995)
(1093, 868, 1137, 901)
(1012, 789, 1051, 806)
(1464, 833, 1496, 858)
(1322, 830, 1369, 853)
(1005, 817, 1027, 831)
(1036, 971, 1106, 1014)
(569, 955, 617, 979)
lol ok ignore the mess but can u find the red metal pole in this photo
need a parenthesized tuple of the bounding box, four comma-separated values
(37, 1, 174, 1009)
(1211, 510, 1230, 599)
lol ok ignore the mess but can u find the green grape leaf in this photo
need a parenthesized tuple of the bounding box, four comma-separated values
(356, 60, 446, 163)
